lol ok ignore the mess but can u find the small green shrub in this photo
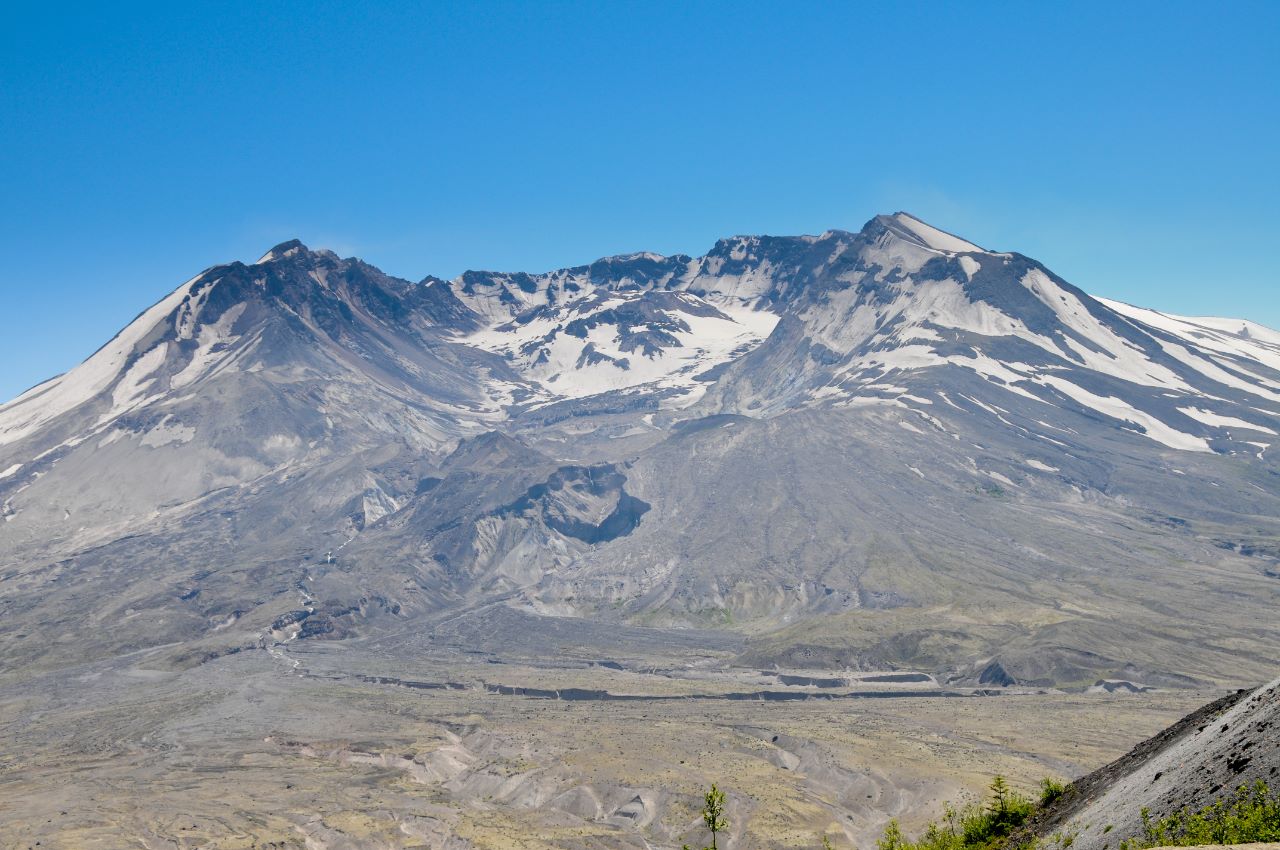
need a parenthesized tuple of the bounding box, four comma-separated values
(1039, 778, 1068, 807)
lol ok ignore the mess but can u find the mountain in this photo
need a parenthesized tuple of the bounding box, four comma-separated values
(1, 213, 1278, 687)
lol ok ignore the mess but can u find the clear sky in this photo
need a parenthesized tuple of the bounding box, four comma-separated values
(1, 1, 1277, 401)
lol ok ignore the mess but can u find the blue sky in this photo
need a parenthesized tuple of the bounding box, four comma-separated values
(1, 1, 1277, 401)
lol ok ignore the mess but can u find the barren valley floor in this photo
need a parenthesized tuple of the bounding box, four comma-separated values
(0, 636, 1220, 850)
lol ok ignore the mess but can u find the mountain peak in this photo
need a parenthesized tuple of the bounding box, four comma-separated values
(255, 238, 310, 264)
(870, 212, 986, 254)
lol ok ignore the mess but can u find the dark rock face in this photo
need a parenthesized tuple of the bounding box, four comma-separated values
(496, 465, 651, 545)
(978, 660, 1017, 687)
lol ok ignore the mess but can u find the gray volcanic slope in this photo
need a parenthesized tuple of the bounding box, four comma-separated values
(1029, 675, 1280, 850)
(1, 213, 1278, 687)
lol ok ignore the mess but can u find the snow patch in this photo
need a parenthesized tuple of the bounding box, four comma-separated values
(1177, 407, 1277, 435)
(106, 343, 169, 419)
(465, 293, 779, 404)
(1040, 376, 1212, 453)
(986, 470, 1016, 487)
(140, 415, 197, 448)
(892, 213, 984, 253)
(1098, 298, 1280, 398)
(171, 303, 247, 390)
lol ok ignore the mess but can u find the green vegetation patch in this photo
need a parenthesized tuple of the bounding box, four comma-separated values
(1119, 781, 1280, 849)
(878, 776, 1039, 850)
(876, 777, 1280, 850)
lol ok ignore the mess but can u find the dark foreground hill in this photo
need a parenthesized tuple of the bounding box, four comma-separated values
(1026, 676, 1280, 850)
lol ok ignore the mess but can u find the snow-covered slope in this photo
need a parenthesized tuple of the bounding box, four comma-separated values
(704, 215, 1280, 457)
(1099, 298, 1280, 398)
(0, 242, 504, 553)
(464, 289, 778, 405)
(0, 276, 203, 448)
(0, 242, 497, 454)
(882, 211, 986, 253)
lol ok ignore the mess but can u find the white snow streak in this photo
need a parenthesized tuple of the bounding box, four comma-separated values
(1040, 376, 1211, 452)
(1177, 407, 1277, 435)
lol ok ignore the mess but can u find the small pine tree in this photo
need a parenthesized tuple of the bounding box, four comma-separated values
(703, 784, 728, 849)
(684, 784, 730, 850)
(988, 776, 1011, 818)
